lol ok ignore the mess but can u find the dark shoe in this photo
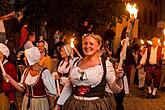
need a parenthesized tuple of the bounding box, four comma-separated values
(146, 93, 151, 99)
(151, 95, 156, 99)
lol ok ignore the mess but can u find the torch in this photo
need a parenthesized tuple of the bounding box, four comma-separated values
(70, 38, 82, 58)
(0, 60, 9, 82)
(118, 2, 138, 94)
(118, 2, 138, 68)
(140, 39, 144, 45)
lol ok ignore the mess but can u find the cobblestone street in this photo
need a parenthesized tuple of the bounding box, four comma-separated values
(124, 84, 165, 110)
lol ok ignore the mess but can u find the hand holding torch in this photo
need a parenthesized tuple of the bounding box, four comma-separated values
(0, 60, 9, 82)
(70, 38, 82, 58)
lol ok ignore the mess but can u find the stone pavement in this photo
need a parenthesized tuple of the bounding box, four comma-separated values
(123, 67, 165, 110)
(124, 84, 165, 110)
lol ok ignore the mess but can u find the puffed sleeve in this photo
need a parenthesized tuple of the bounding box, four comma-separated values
(105, 60, 122, 93)
(42, 69, 57, 96)
(57, 78, 72, 105)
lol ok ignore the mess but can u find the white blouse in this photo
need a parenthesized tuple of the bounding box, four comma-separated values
(19, 69, 56, 95)
(57, 58, 122, 105)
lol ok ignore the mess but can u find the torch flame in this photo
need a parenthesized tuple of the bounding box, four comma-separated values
(70, 38, 75, 48)
(140, 39, 144, 45)
(163, 41, 165, 46)
(164, 29, 165, 35)
(126, 3, 138, 19)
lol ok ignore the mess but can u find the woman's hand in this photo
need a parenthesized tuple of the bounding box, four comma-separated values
(52, 72, 60, 80)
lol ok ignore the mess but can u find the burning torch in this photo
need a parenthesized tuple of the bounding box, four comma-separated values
(70, 38, 82, 58)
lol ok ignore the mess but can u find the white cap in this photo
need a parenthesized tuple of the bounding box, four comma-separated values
(24, 47, 41, 66)
(63, 45, 71, 57)
(0, 43, 10, 57)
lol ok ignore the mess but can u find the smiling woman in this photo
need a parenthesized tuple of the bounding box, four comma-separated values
(54, 34, 124, 110)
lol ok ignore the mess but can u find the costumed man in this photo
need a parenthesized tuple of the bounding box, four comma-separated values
(138, 36, 162, 99)
(0, 43, 18, 110)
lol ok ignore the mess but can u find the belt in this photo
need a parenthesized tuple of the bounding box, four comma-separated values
(74, 95, 99, 101)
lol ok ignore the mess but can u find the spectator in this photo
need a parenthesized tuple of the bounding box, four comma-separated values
(23, 32, 36, 50)
(37, 40, 52, 72)
(0, 11, 15, 43)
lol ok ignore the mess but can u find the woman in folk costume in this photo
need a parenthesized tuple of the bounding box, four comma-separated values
(54, 34, 124, 110)
(0, 43, 18, 110)
(52, 43, 78, 93)
(37, 40, 52, 71)
(57, 44, 73, 85)
(5, 47, 57, 110)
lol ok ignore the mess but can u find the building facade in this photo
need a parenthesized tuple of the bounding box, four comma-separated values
(137, 0, 162, 39)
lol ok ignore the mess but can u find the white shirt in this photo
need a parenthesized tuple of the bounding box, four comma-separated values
(58, 60, 72, 85)
(140, 45, 161, 65)
(57, 58, 122, 105)
(19, 69, 56, 95)
(149, 46, 158, 64)
(0, 20, 5, 33)
(24, 41, 34, 49)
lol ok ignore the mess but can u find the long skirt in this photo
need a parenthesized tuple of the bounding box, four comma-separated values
(0, 92, 10, 110)
(62, 93, 112, 110)
(22, 95, 50, 110)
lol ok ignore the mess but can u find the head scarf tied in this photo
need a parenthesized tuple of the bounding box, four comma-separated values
(25, 47, 41, 66)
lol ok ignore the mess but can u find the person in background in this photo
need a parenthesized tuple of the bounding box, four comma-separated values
(0, 43, 18, 110)
(19, 23, 29, 49)
(54, 34, 124, 110)
(54, 30, 60, 45)
(37, 40, 52, 72)
(136, 45, 147, 90)
(6, 38, 17, 66)
(138, 36, 162, 99)
(23, 32, 36, 50)
(0, 11, 15, 43)
(5, 47, 57, 110)
(159, 43, 165, 91)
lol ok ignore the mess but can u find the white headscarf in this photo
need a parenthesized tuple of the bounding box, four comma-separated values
(24, 47, 41, 66)
(0, 43, 10, 57)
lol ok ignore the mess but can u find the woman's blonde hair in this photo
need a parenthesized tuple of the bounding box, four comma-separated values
(82, 34, 102, 46)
